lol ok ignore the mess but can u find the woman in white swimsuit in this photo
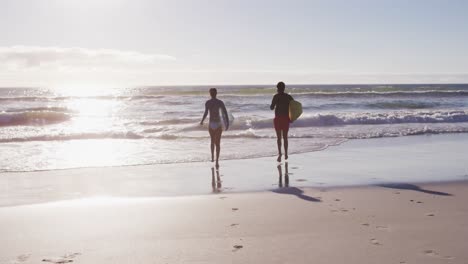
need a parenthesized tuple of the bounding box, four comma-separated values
(200, 88, 229, 167)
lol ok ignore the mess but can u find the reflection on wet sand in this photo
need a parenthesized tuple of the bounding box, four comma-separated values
(274, 162, 321, 202)
(211, 167, 222, 193)
(277, 162, 289, 188)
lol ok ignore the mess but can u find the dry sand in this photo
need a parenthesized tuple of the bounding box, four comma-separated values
(1, 181, 467, 264)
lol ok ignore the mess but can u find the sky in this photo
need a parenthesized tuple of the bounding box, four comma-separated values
(0, 0, 468, 87)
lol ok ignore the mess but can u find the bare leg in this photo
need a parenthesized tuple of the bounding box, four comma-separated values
(209, 128, 215, 162)
(275, 130, 282, 162)
(283, 129, 289, 160)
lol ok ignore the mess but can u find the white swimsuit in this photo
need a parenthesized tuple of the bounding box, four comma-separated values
(209, 121, 222, 130)
(204, 98, 228, 130)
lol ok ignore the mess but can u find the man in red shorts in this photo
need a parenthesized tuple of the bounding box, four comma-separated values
(270, 81, 294, 162)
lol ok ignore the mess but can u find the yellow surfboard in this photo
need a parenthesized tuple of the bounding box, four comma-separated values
(289, 100, 302, 122)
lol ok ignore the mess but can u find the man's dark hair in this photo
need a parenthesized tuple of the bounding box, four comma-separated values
(209, 88, 217, 98)
(277, 82, 285, 92)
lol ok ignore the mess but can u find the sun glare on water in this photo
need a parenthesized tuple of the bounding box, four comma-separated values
(48, 85, 131, 168)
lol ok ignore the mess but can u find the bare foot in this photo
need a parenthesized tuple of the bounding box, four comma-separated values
(215, 161, 219, 168)
(285, 154, 288, 160)
(277, 154, 282, 162)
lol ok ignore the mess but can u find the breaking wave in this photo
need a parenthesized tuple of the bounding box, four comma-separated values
(0, 111, 71, 127)
(1, 89, 468, 102)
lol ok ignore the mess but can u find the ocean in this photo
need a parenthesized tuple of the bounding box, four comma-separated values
(1, 84, 468, 172)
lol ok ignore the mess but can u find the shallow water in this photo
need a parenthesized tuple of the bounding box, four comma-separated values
(1, 84, 468, 172)
(1, 134, 467, 206)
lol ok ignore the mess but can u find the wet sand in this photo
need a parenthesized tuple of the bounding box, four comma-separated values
(1, 134, 468, 263)
(1, 182, 467, 263)
(1, 134, 468, 207)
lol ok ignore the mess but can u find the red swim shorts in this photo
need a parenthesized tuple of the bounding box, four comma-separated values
(274, 115, 290, 131)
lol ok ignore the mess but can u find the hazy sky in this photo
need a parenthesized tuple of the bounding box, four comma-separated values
(1, 0, 467, 87)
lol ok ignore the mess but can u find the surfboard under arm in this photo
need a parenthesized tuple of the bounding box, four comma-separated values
(289, 100, 303, 122)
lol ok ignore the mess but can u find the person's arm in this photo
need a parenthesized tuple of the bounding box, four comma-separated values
(200, 102, 208, 125)
(270, 94, 277, 110)
(221, 101, 229, 130)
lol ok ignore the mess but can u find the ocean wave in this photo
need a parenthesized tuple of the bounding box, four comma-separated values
(342, 126, 468, 139)
(2, 123, 468, 144)
(173, 110, 468, 131)
(0, 131, 144, 143)
(5, 106, 73, 113)
(0, 111, 71, 127)
(1, 89, 467, 102)
(0, 95, 166, 102)
(293, 111, 468, 126)
(140, 118, 197, 126)
(311, 101, 443, 110)
(157, 89, 468, 98)
(291, 90, 468, 98)
(364, 101, 441, 109)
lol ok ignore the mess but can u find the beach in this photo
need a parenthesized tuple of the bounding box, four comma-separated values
(1, 134, 468, 263)
(1, 182, 467, 263)
(2, 0, 468, 262)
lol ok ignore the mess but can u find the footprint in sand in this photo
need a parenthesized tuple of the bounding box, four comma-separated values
(230, 223, 239, 227)
(361, 224, 389, 231)
(231, 208, 239, 211)
(426, 213, 435, 217)
(42, 253, 81, 263)
(42, 258, 73, 264)
(376, 225, 389, 230)
(14, 254, 31, 263)
(232, 245, 243, 252)
(330, 208, 349, 214)
(296, 179, 307, 182)
(370, 238, 382, 246)
(219, 196, 227, 200)
(423, 249, 454, 260)
(291, 167, 299, 170)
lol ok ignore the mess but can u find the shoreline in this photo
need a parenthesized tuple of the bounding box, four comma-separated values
(2, 131, 468, 175)
(1, 133, 468, 207)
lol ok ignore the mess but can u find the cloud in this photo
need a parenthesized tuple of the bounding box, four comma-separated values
(0, 46, 176, 70)
(0, 46, 467, 87)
